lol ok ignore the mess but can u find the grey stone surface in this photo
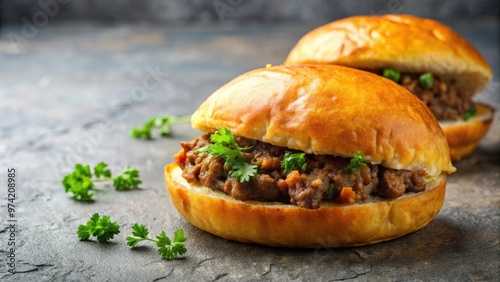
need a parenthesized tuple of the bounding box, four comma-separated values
(0, 18, 499, 281)
(1, 0, 499, 23)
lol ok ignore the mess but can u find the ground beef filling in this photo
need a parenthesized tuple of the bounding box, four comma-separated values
(376, 71, 474, 121)
(179, 134, 427, 209)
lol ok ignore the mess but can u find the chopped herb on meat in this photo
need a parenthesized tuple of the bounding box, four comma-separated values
(382, 68, 401, 83)
(344, 152, 367, 173)
(463, 105, 477, 121)
(198, 128, 258, 183)
(282, 151, 308, 174)
(419, 73, 434, 90)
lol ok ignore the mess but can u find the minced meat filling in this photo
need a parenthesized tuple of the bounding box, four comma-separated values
(378, 71, 474, 121)
(179, 134, 427, 209)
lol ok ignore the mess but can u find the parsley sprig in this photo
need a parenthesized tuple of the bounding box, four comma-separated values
(198, 127, 258, 182)
(77, 213, 120, 243)
(344, 152, 367, 174)
(282, 151, 308, 174)
(130, 115, 191, 139)
(126, 223, 187, 260)
(62, 162, 142, 201)
(324, 184, 334, 199)
(76, 216, 187, 260)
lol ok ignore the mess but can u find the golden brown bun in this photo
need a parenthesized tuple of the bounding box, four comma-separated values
(284, 15, 492, 93)
(440, 104, 495, 160)
(166, 163, 447, 248)
(192, 64, 455, 176)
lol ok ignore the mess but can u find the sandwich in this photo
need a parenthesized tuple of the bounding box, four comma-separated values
(284, 14, 494, 160)
(165, 64, 456, 247)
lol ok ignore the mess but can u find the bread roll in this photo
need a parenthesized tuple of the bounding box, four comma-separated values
(166, 64, 454, 247)
(284, 15, 494, 160)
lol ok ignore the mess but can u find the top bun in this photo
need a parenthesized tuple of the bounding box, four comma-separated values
(284, 15, 492, 93)
(192, 64, 455, 176)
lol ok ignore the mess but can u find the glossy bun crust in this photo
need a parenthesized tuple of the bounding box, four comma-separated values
(284, 14, 492, 93)
(192, 64, 455, 176)
(165, 163, 446, 248)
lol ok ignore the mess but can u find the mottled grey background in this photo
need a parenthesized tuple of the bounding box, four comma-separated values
(0, 1, 499, 281)
(1, 0, 499, 24)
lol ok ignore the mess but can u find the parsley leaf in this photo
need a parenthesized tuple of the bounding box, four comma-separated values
(125, 223, 149, 247)
(282, 151, 308, 174)
(94, 162, 112, 179)
(209, 127, 238, 147)
(126, 223, 187, 260)
(62, 164, 96, 201)
(344, 152, 367, 174)
(228, 162, 259, 183)
(157, 229, 187, 260)
(113, 166, 142, 191)
(419, 73, 434, 90)
(199, 143, 239, 167)
(382, 68, 401, 83)
(77, 213, 120, 243)
(463, 105, 477, 121)
(324, 183, 334, 199)
(198, 127, 258, 183)
(77, 213, 99, 240)
(130, 115, 191, 139)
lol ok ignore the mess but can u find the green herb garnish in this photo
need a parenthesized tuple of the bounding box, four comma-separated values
(344, 152, 367, 174)
(382, 68, 401, 83)
(126, 223, 187, 260)
(463, 105, 477, 121)
(282, 151, 307, 174)
(419, 73, 434, 90)
(324, 184, 334, 199)
(130, 115, 191, 139)
(198, 127, 258, 182)
(113, 166, 142, 191)
(62, 164, 96, 201)
(77, 213, 120, 243)
(62, 162, 142, 201)
(94, 162, 112, 179)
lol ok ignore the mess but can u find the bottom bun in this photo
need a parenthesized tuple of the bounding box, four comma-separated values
(440, 104, 494, 161)
(165, 163, 446, 248)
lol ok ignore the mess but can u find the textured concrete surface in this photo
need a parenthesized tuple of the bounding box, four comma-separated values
(0, 19, 499, 281)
